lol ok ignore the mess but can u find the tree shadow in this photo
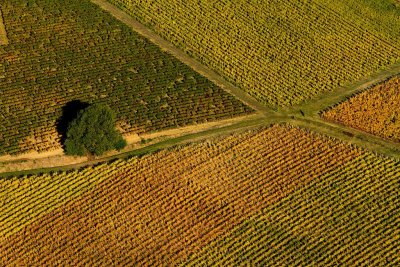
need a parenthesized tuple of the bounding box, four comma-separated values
(56, 100, 89, 149)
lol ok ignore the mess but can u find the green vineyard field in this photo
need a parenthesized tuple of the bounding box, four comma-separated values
(108, 0, 400, 107)
(0, 0, 252, 155)
(2, 125, 397, 265)
(320, 0, 400, 46)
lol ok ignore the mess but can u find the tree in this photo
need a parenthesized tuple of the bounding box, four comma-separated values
(64, 103, 127, 156)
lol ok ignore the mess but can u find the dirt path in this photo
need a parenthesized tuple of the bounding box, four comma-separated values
(0, 115, 268, 176)
(0, 8, 9, 45)
(124, 113, 262, 143)
(285, 62, 400, 117)
(0, 114, 266, 174)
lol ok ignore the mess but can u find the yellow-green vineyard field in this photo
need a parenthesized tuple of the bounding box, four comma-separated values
(108, 0, 400, 107)
(0, 0, 252, 155)
(185, 154, 400, 266)
(323, 76, 400, 143)
(320, 0, 400, 46)
(1, 125, 399, 265)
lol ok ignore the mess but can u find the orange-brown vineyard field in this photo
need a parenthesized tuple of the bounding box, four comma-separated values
(323, 76, 400, 143)
(2, 125, 399, 265)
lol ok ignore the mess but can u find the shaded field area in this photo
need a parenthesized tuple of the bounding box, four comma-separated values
(0, 0, 252, 156)
(108, 0, 400, 107)
(185, 154, 400, 266)
(323, 76, 400, 143)
(0, 125, 363, 265)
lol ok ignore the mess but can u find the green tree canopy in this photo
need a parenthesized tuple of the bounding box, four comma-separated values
(64, 103, 127, 156)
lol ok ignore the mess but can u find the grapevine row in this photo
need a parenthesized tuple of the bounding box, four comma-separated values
(186, 154, 400, 266)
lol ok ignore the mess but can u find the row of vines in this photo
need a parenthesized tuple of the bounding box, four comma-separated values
(323, 76, 400, 143)
(108, 0, 400, 107)
(0, 125, 373, 265)
(0, 0, 252, 155)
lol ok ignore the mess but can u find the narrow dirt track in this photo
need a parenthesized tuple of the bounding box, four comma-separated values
(0, 114, 264, 174)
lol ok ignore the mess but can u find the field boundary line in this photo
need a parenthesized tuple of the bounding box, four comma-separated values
(0, 8, 9, 45)
(280, 62, 400, 160)
(90, 0, 271, 115)
(0, 115, 270, 178)
(0, 113, 261, 164)
(285, 62, 400, 117)
(285, 116, 400, 161)
(1, 0, 400, 177)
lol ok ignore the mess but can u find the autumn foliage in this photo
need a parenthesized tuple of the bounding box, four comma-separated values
(186, 153, 400, 266)
(0, 125, 363, 265)
(323, 76, 400, 142)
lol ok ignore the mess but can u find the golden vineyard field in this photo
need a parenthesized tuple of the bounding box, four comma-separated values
(186, 153, 400, 266)
(1, 125, 399, 265)
(323, 76, 400, 143)
(108, 0, 400, 107)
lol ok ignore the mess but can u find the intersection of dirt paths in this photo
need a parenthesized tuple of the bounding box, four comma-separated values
(1, 0, 399, 175)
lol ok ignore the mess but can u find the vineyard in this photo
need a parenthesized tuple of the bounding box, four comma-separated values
(1, 0, 400, 266)
(185, 153, 400, 266)
(323, 76, 400, 143)
(0, 125, 381, 265)
(319, 0, 400, 46)
(108, 0, 400, 107)
(0, 0, 252, 156)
